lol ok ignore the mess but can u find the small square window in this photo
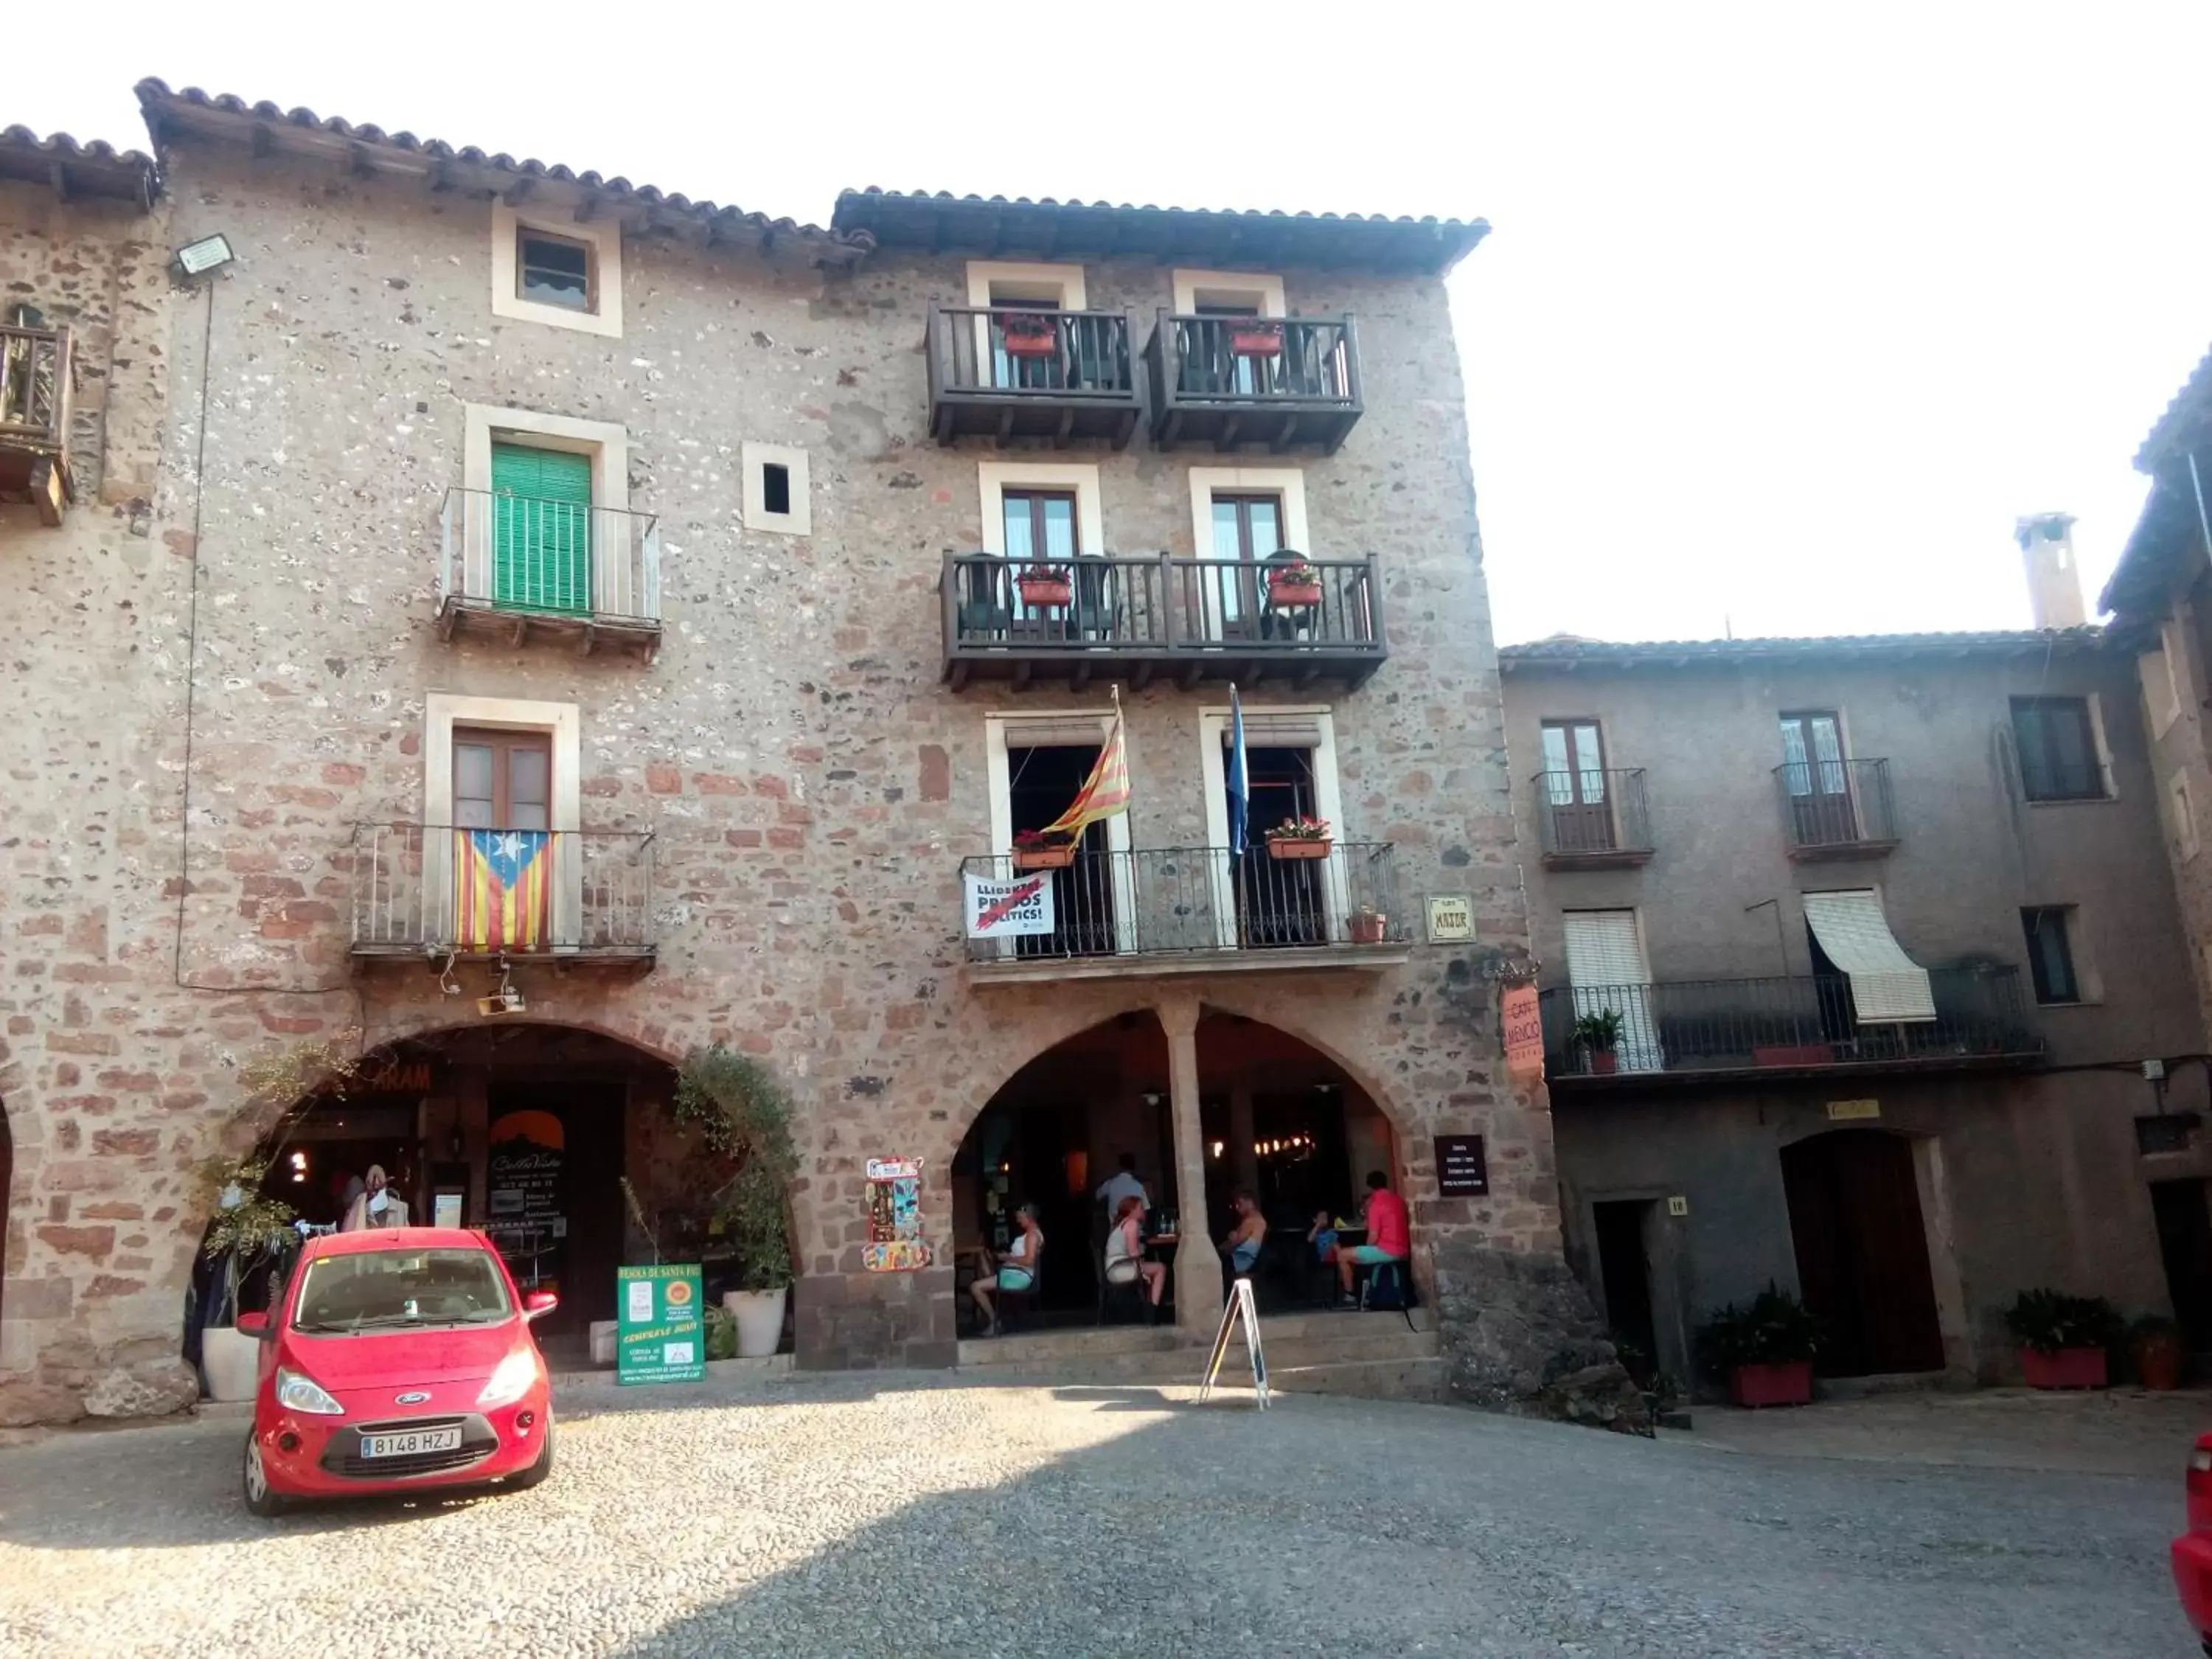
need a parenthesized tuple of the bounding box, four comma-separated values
(742, 442, 811, 535)
(2020, 906, 2080, 1004)
(518, 230, 593, 312)
(762, 462, 792, 518)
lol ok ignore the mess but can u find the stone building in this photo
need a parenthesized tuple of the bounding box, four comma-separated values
(1500, 524, 2211, 1392)
(0, 80, 1559, 1422)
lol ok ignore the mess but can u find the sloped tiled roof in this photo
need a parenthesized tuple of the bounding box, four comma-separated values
(1499, 628, 2107, 671)
(2135, 341, 2212, 473)
(0, 125, 158, 205)
(135, 79, 870, 256)
(832, 187, 1488, 276)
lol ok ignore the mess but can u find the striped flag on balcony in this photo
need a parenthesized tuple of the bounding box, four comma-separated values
(1040, 690, 1130, 840)
(454, 829, 553, 953)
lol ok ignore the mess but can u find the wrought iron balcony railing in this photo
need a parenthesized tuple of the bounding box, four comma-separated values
(350, 823, 655, 963)
(960, 842, 1405, 970)
(1531, 768, 1653, 866)
(1538, 967, 2040, 1079)
(942, 553, 1385, 689)
(1774, 756, 1896, 857)
(437, 487, 663, 659)
(925, 304, 1142, 447)
(1144, 312, 1363, 452)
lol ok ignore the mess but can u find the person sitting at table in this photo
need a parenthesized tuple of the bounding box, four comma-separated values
(969, 1202, 1043, 1336)
(1220, 1191, 1267, 1280)
(1103, 1194, 1166, 1317)
(1307, 1209, 1340, 1262)
(1334, 1169, 1410, 1302)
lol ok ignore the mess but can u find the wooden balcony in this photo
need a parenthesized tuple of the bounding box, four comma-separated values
(0, 323, 74, 524)
(941, 553, 1387, 691)
(925, 304, 1141, 448)
(1144, 313, 1362, 453)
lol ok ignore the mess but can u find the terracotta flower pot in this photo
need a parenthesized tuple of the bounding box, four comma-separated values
(1016, 576, 1073, 608)
(1230, 328, 1283, 357)
(1587, 1051, 1618, 1075)
(2136, 1336, 2184, 1391)
(1012, 844, 1076, 872)
(1729, 1359, 1813, 1408)
(1003, 331, 1057, 358)
(2020, 1345, 2108, 1389)
(1349, 913, 1388, 945)
(1267, 838, 1331, 860)
(1267, 578, 1324, 607)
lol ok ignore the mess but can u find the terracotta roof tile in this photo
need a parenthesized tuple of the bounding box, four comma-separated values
(1499, 628, 2106, 670)
(134, 80, 869, 253)
(0, 125, 159, 204)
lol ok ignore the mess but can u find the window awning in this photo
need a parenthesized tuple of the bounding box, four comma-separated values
(1801, 890, 1936, 1023)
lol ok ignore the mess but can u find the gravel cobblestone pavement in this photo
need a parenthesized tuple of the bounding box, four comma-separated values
(0, 1372, 2190, 1658)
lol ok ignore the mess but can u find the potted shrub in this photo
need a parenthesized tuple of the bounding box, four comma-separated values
(2132, 1314, 2185, 1391)
(1570, 1009, 1625, 1075)
(1349, 905, 1388, 945)
(195, 1152, 299, 1402)
(674, 1047, 799, 1359)
(1228, 317, 1284, 357)
(1011, 828, 1077, 872)
(2004, 1289, 2121, 1388)
(1697, 1284, 1820, 1408)
(998, 310, 1060, 357)
(1014, 564, 1073, 608)
(1265, 556, 1324, 608)
(1264, 815, 1333, 860)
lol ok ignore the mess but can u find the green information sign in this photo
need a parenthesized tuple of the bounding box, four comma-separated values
(616, 1263, 706, 1385)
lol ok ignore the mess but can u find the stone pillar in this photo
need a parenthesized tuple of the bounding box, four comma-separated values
(1160, 995, 1222, 1335)
(1229, 1082, 1258, 1198)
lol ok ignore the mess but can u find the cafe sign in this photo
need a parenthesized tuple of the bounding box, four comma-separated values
(1501, 983, 1544, 1077)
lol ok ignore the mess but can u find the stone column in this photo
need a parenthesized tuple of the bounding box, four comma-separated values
(1229, 1082, 1258, 1198)
(1159, 995, 1222, 1335)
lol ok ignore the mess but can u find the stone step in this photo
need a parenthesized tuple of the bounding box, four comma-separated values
(1267, 1355, 1449, 1403)
(958, 1326, 1180, 1368)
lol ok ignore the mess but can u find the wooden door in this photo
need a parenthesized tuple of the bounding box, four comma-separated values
(2152, 1180, 2212, 1349)
(453, 728, 552, 831)
(1593, 1200, 1658, 1384)
(1781, 1130, 1946, 1376)
(1540, 721, 1614, 853)
(1208, 492, 1285, 640)
(491, 443, 593, 615)
(1779, 712, 1856, 844)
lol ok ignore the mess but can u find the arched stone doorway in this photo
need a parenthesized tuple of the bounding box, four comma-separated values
(1780, 1127, 1946, 1376)
(947, 1003, 1405, 1338)
(206, 1023, 688, 1366)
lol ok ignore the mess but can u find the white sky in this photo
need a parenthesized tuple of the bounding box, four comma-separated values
(21, 2, 2212, 644)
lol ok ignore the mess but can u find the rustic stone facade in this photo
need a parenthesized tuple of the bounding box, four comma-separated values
(0, 99, 1558, 1422)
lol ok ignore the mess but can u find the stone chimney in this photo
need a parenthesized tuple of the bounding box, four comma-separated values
(2014, 512, 2087, 630)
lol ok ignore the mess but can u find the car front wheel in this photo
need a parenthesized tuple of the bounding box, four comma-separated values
(242, 1435, 291, 1518)
(506, 1422, 554, 1491)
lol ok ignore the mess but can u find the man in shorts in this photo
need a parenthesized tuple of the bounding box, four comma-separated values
(1335, 1169, 1408, 1301)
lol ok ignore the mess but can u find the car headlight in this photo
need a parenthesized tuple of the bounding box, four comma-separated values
(476, 1349, 541, 1411)
(275, 1366, 344, 1416)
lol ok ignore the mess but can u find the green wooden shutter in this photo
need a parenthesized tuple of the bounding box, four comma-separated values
(491, 443, 594, 614)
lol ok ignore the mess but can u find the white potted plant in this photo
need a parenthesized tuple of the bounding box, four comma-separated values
(675, 1048, 799, 1360)
(195, 1152, 296, 1402)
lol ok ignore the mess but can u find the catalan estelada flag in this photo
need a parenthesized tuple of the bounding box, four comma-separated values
(453, 829, 554, 952)
(1041, 698, 1130, 840)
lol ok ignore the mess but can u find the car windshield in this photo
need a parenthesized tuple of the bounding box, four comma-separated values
(291, 1248, 513, 1333)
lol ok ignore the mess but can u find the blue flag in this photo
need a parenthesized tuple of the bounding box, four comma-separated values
(1228, 686, 1250, 856)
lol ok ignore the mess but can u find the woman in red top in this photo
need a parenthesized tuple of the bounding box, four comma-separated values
(1333, 1169, 1409, 1301)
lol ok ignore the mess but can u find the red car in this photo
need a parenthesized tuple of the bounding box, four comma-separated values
(237, 1225, 557, 1516)
(2174, 1432, 2212, 1653)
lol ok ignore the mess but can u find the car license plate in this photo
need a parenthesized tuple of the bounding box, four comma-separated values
(360, 1427, 462, 1458)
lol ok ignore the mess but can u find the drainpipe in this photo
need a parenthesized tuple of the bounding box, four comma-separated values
(2190, 452, 2212, 575)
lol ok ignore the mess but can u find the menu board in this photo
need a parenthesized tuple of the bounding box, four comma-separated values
(1435, 1134, 1490, 1197)
(485, 1108, 566, 1295)
(616, 1263, 705, 1385)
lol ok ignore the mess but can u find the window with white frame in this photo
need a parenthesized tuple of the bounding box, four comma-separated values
(965, 261, 1086, 392)
(492, 203, 623, 338)
(1197, 706, 1353, 950)
(1186, 466, 1311, 645)
(983, 711, 1133, 959)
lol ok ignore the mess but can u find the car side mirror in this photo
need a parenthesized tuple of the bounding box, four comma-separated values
(236, 1311, 272, 1338)
(523, 1291, 557, 1321)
